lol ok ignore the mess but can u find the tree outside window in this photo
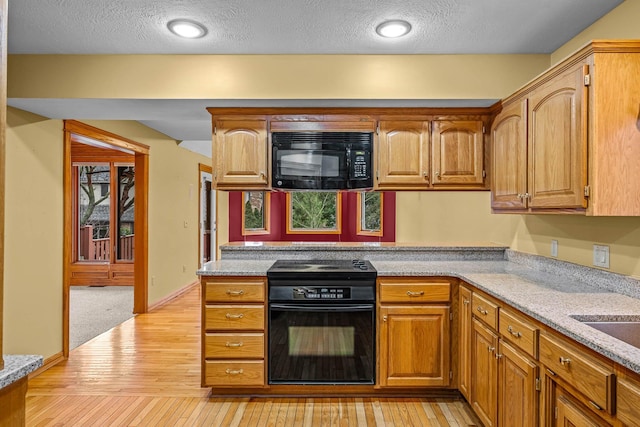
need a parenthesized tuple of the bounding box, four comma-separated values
(242, 191, 270, 235)
(357, 192, 383, 236)
(287, 192, 341, 234)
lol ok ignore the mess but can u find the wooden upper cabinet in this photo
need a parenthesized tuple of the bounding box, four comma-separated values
(491, 99, 528, 210)
(213, 119, 268, 189)
(376, 120, 430, 189)
(527, 62, 588, 210)
(431, 120, 485, 186)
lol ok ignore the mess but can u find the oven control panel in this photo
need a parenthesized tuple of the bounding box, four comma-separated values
(293, 287, 351, 300)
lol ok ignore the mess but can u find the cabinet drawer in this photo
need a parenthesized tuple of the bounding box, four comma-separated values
(204, 360, 265, 387)
(499, 308, 538, 358)
(617, 375, 640, 426)
(204, 305, 265, 331)
(204, 333, 264, 359)
(203, 279, 265, 303)
(539, 333, 614, 414)
(472, 293, 499, 330)
(379, 280, 451, 303)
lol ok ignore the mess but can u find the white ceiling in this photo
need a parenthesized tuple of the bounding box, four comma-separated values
(6, 0, 624, 156)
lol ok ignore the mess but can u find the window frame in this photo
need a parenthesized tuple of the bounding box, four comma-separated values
(285, 191, 342, 235)
(356, 191, 384, 237)
(241, 191, 271, 236)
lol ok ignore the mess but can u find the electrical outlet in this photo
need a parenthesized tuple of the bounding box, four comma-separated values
(551, 240, 558, 257)
(593, 245, 610, 268)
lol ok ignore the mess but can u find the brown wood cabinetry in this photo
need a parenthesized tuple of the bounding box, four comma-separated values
(458, 285, 472, 400)
(550, 383, 611, 427)
(617, 370, 640, 426)
(212, 119, 269, 189)
(201, 276, 267, 388)
(377, 278, 451, 387)
(431, 120, 484, 186)
(376, 120, 431, 189)
(492, 40, 640, 215)
(498, 340, 539, 427)
(471, 317, 499, 427)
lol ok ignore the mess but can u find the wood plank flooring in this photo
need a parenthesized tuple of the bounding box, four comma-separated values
(26, 285, 482, 426)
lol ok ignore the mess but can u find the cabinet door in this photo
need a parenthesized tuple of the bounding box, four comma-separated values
(458, 285, 472, 400)
(491, 99, 528, 210)
(498, 340, 539, 427)
(379, 305, 450, 387)
(528, 63, 588, 209)
(617, 374, 640, 427)
(471, 318, 499, 427)
(554, 385, 610, 427)
(376, 121, 430, 189)
(214, 119, 268, 189)
(431, 120, 484, 186)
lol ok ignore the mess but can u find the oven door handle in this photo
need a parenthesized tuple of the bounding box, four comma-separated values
(269, 304, 373, 312)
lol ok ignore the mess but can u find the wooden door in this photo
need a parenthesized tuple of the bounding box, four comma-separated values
(376, 121, 430, 189)
(491, 99, 528, 210)
(498, 340, 539, 427)
(471, 318, 499, 427)
(458, 285, 472, 400)
(214, 120, 268, 189)
(431, 120, 484, 186)
(527, 63, 588, 209)
(554, 386, 610, 427)
(379, 305, 450, 387)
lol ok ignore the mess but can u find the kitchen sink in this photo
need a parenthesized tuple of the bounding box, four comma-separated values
(572, 315, 640, 349)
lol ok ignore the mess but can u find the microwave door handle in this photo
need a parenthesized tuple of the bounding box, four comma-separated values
(346, 147, 352, 184)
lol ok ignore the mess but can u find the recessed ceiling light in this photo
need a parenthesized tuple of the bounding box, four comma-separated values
(375, 20, 412, 38)
(167, 19, 207, 39)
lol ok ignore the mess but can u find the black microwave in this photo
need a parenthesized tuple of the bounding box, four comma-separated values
(271, 132, 373, 190)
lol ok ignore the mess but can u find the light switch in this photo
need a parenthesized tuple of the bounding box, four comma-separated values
(593, 245, 610, 268)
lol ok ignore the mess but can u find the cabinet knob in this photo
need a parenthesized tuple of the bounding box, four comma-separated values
(435, 171, 441, 180)
(559, 357, 571, 366)
(463, 299, 470, 305)
(495, 353, 503, 359)
(383, 315, 388, 322)
(488, 346, 495, 353)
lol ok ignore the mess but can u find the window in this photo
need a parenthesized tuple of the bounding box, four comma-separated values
(286, 192, 342, 234)
(242, 191, 270, 235)
(357, 192, 383, 236)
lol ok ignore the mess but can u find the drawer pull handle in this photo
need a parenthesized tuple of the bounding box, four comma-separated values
(225, 342, 244, 347)
(226, 290, 245, 296)
(225, 313, 244, 319)
(476, 306, 488, 315)
(507, 325, 522, 338)
(588, 401, 603, 411)
(406, 291, 425, 297)
(559, 357, 571, 366)
(463, 299, 470, 305)
(225, 368, 244, 375)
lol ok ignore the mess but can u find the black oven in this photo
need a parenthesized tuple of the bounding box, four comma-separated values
(267, 260, 376, 384)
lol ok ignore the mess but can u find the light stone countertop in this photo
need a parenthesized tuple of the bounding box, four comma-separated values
(0, 354, 43, 389)
(198, 255, 640, 374)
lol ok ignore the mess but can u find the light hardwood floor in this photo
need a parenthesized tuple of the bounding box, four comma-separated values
(26, 285, 481, 426)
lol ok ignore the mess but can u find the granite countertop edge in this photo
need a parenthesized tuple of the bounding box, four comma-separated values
(198, 258, 640, 374)
(0, 354, 43, 389)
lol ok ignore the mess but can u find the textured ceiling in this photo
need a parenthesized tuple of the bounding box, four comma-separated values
(7, 0, 624, 156)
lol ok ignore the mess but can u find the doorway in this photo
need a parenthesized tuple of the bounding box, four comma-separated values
(63, 120, 149, 357)
(199, 163, 216, 267)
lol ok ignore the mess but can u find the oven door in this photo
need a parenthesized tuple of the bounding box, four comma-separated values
(268, 303, 375, 384)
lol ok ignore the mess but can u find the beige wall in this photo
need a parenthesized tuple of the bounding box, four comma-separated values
(4, 108, 63, 356)
(8, 54, 549, 101)
(3, 110, 209, 358)
(396, 192, 516, 246)
(551, 0, 640, 64)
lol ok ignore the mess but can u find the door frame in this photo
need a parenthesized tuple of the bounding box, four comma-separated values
(63, 120, 150, 358)
(198, 163, 216, 266)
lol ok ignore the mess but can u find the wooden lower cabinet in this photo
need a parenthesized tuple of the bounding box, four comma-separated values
(551, 383, 611, 427)
(471, 317, 499, 427)
(617, 372, 640, 426)
(458, 285, 472, 400)
(498, 340, 539, 427)
(378, 305, 451, 387)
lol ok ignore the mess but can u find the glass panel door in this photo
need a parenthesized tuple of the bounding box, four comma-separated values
(116, 166, 135, 261)
(76, 165, 111, 262)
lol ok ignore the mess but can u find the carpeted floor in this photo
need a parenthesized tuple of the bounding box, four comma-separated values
(69, 286, 134, 350)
